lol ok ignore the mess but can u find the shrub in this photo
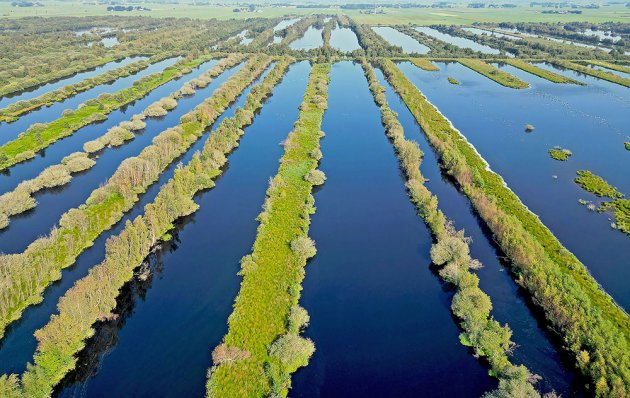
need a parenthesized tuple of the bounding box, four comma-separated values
(129, 117, 147, 131)
(83, 139, 105, 154)
(238, 254, 257, 276)
(107, 126, 134, 146)
(269, 334, 315, 372)
(37, 165, 72, 189)
(180, 83, 196, 95)
(0, 189, 36, 216)
(310, 148, 322, 160)
(304, 169, 326, 185)
(61, 153, 95, 173)
(160, 97, 178, 110)
(430, 234, 470, 267)
(211, 344, 250, 365)
(290, 236, 317, 259)
(287, 305, 310, 334)
(144, 103, 168, 117)
(525, 124, 535, 132)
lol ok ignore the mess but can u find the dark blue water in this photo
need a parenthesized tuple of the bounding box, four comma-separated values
(374, 66, 584, 396)
(0, 57, 146, 109)
(291, 61, 493, 397)
(56, 61, 310, 398)
(0, 61, 268, 376)
(0, 61, 247, 254)
(399, 61, 630, 310)
(0, 56, 173, 145)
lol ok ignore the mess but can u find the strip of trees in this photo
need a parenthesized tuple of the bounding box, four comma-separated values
(0, 56, 237, 230)
(0, 53, 263, 341)
(362, 59, 542, 397)
(377, 58, 629, 397)
(207, 63, 330, 397)
(0, 54, 216, 171)
(0, 55, 294, 398)
(503, 59, 583, 84)
(551, 60, 630, 87)
(0, 54, 168, 123)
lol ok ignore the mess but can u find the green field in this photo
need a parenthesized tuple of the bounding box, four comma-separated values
(2, 1, 629, 24)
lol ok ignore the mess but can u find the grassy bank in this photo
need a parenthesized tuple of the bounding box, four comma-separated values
(458, 58, 530, 89)
(503, 59, 583, 84)
(378, 58, 628, 397)
(575, 170, 629, 236)
(583, 60, 630, 75)
(0, 55, 168, 123)
(363, 59, 540, 397)
(207, 63, 330, 397)
(0, 56, 294, 398)
(552, 60, 630, 88)
(411, 58, 440, 71)
(0, 54, 261, 341)
(0, 54, 211, 171)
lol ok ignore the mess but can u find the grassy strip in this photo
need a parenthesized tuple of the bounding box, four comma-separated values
(575, 170, 623, 198)
(0, 55, 167, 123)
(207, 63, 330, 397)
(583, 60, 630, 75)
(411, 58, 440, 71)
(503, 59, 583, 85)
(280, 16, 316, 47)
(362, 59, 540, 397)
(548, 147, 572, 161)
(322, 17, 336, 47)
(378, 58, 629, 397)
(0, 57, 228, 230)
(458, 58, 530, 89)
(0, 55, 127, 99)
(0, 56, 294, 398)
(249, 28, 275, 49)
(551, 60, 630, 88)
(0, 54, 210, 171)
(0, 54, 262, 341)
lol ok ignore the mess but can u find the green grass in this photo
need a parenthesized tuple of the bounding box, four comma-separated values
(583, 60, 630, 75)
(458, 58, 530, 89)
(207, 63, 330, 398)
(552, 60, 630, 88)
(625, 142, 630, 151)
(575, 170, 624, 198)
(548, 147, 572, 161)
(504, 59, 583, 85)
(411, 58, 439, 71)
(447, 77, 460, 85)
(0, 55, 213, 171)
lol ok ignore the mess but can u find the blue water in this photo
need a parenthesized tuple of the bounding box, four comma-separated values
(374, 65, 584, 396)
(291, 61, 493, 397)
(56, 61, 310, 398)
(372, 26, 430, 54)
(330, 24, 361, 52)
(290, 26, 324, 50)
(399, 60, 630, 312)
(415, 26, 504, 55)
(0, 60, 265, 377)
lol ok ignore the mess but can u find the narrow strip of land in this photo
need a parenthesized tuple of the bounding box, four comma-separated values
(207, 63, 330, 397)
(458, 58, 530, 89)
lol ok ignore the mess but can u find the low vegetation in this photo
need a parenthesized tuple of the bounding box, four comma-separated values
(503, 59, 583, 84)
(458, 58, 530, 89)
(0, 55, 167, 123)
(583, 60, 630, 75)
(552, 60, 630, 88)
(448, 77, 460, 85)
(575, 170, 623, 198)
(575, 170, 629, 236)
(0, 54, 218, 171)
(0, 53, 260, 341)
(377, 57, 629, 397)
(411, 58, 440, 71)
(207, 63, 330, 397)
(363, 59, 540, 398)
(548, 146, 572, 161)
(0, 57, 236, 230)
(0, 56, 294, 398)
